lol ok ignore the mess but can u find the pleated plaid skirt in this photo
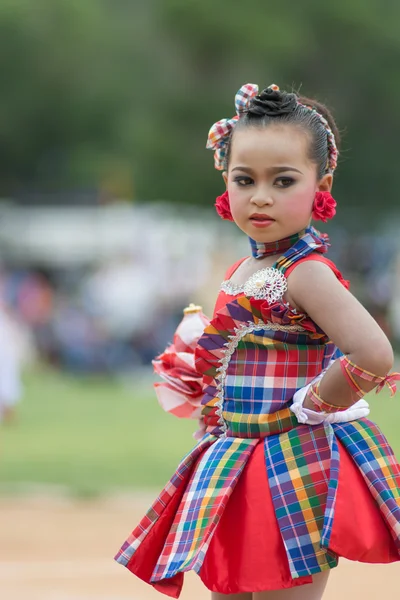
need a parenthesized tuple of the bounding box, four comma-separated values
(116, 430, 399, 598)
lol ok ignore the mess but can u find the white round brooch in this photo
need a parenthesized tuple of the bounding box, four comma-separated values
(243, 267, 288, 303)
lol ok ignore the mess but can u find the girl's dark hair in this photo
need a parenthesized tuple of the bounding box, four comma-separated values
(226, 86, 340, 179)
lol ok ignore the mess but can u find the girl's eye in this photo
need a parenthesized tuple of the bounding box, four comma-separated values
(233, 175, 253, 186)
(275, 176, 295, 188)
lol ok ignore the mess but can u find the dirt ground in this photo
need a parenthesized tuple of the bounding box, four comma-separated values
(2, 494, 399, 600)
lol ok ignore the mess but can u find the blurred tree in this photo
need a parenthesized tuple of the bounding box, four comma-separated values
(0, 0, 148, 197)
(0, 0, 399, 218)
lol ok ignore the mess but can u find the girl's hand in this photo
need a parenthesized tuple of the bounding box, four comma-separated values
(291, 373, 370, 424)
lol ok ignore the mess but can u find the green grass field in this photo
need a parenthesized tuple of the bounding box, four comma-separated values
(0, 368, 196, 496)
(1, 367, 400, 496)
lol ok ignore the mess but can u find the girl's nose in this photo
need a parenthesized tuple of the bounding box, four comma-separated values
(250, 190, 274, 207)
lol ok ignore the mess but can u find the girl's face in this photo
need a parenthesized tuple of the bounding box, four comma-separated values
(224, 124, 332, 242)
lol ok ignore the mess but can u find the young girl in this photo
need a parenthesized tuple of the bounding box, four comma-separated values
(115, 83, 400, 599)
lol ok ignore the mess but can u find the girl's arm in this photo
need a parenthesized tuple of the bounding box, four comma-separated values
(288, 260, 394, 409)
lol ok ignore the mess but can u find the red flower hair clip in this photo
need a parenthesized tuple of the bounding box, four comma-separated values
(312, 191, 337, 223)
(215, 190, 234, 221)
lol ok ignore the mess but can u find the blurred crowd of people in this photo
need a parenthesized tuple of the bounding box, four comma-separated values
(328, 228, 396, 342)
(0, 259, 200, 375)
(0, 217, 398, 381)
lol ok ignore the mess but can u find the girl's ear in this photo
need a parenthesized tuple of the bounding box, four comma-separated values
(222, 171, 228, 188)
(317, 173, 333, 193)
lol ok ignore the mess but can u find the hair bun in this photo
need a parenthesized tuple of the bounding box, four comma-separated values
(249, 87, 298, 117)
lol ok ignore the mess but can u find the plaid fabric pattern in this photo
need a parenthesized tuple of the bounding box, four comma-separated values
(339, 355, 400, 397)
(115, 434, 215, 566)
(249, 229, 304, 259)
(275, 227, 329, 274)
(223, 332, 328, 438)
(264, 423, 339, 577)
(321, 427, 341, 549)
(206, 83, 259, 170)
(151, 436, 257, 581)
(333, 419, 400, 549)
(116, 417, 400, 584)
(196, 227, 332, 437)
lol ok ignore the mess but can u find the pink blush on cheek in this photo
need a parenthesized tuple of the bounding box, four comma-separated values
(286, 188, 315, 216)
(226, 187, 248, 219)
(227, 185, 244, 206)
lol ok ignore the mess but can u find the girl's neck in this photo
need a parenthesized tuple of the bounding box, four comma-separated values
(249, 229, 307, 259)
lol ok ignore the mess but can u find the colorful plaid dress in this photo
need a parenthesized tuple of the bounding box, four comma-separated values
(115, 231, 400, 597)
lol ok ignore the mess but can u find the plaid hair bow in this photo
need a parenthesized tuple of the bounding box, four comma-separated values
(206, 83, 259, 171)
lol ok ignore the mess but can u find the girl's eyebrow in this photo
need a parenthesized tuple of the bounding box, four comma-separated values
(232, 165, 303, 174)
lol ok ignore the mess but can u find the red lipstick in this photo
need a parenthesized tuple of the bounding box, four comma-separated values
(250, 213, 275, 228)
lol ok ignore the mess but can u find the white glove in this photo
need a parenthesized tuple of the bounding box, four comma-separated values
(290, 369, 370, 425)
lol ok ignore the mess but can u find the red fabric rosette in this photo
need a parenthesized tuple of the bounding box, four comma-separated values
(312, 191, 337, 222)
(248, 299, 324, 337)
(215, 190, 234, 221)
(152, 307, 210, 431)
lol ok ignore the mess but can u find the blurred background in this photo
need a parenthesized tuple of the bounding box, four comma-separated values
(1, 2, 400, 598)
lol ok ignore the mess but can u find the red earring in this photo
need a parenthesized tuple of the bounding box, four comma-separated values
(312, 191, 337, 223)
(215, 190, 234, 221)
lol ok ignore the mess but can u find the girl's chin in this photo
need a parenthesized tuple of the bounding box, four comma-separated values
(242, 222, 309, 242)
(245, 223, 279, 242)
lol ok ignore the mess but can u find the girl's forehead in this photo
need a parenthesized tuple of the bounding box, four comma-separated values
(230, 125, 311, 168)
